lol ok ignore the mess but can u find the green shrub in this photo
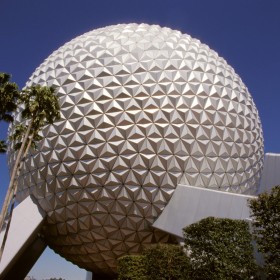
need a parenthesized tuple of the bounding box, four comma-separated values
(118, 255, 147, 280)
(117, 244, 191, 280)
(144, 244, 190, 280)
(184, 217, 257, 280)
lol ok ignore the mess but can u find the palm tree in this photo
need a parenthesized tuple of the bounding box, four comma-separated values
(0, 73, 19, 153)
(0, 141, 7, 153)
(0, 84, 60, 260)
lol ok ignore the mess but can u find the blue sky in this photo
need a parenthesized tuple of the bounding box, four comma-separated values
(0, 0, 280, 279)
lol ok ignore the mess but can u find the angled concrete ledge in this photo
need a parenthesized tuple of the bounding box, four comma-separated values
(259, 153, 280, 194)
(152, 185, 255, 238)
(0, 195, 46, 280)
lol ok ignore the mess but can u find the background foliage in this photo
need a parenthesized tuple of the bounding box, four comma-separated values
(249, 185, 280, 279)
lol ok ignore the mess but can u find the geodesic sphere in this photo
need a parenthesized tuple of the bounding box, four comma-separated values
(14, 23, 264, 275)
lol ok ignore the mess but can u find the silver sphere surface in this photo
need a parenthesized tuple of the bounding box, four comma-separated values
(13, 23, 263, 275)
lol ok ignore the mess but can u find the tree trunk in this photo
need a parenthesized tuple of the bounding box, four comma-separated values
(0, 121, 32, 232)
(0, 131, 35, 261)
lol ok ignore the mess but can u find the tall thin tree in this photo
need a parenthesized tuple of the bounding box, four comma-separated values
(0, 84, 60, 260)
(0, 73, 19, 153)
